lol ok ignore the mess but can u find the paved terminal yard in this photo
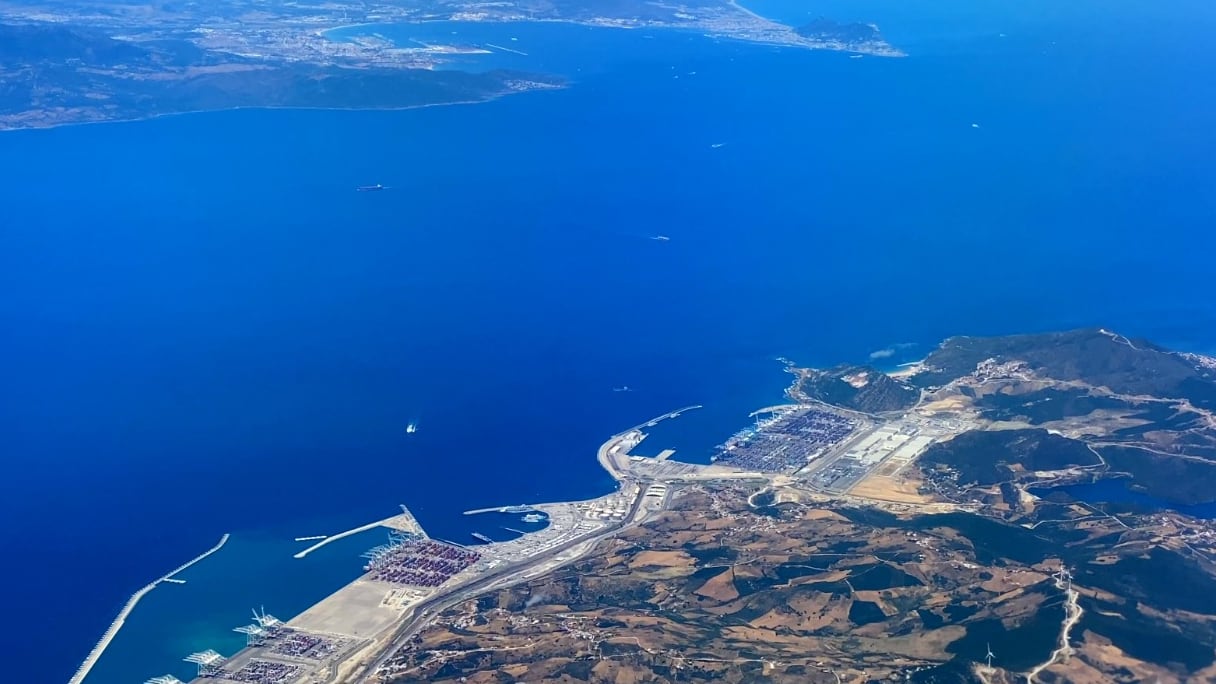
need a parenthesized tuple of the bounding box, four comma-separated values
(103, 401, 989, 684)
(181, 626, 364, 684)
(627, 456, 765, 482)
(616, 401, 977, 507)
(804, 413, 978, 495)
(291, 580, 411, 638)
(482, 486, 640, 567)
(182, 484, 649, 684)
(711, 406, 860, 473)
(173, 404, 975, 684)
(175, 408, 789, 684)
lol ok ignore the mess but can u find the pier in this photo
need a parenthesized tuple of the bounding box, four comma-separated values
(748, 404, 803, 417)
(463, 504, 535, 516)
(294, 521, 390, 559)
(69, 533, 230, 684)
(294, 505, 425, 559)
(485, 42, 528, 56)
(387, 503, 425, 537)
(614, 404, 702, 438)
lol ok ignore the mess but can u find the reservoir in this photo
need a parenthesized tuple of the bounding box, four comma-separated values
(1032, 479, 1216, 520)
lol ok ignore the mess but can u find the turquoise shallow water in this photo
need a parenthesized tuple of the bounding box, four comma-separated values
(2, 2, 1215, 681)
(82, 530, 380, 684)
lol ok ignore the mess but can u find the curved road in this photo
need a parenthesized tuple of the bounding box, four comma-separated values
(351, 486, 648, 683)
(343, 406, 699, 683)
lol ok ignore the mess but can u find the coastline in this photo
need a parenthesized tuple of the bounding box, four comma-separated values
(728, 0, 774, 23)
(349, 409, 710, 682)
(328, 15, 905, 56)
(887, 358, 927, 378)
(318, 22, 391, 39)
(114, 407, 693, 684)
(0, 86, 561, 135)
(3, 7, 900, 136)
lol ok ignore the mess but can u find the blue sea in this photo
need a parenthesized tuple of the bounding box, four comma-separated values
(2, 0, 1215, 681)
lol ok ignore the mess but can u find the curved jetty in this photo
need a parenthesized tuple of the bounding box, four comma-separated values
(294, 505, 425, 559)
(463, 504, 535, 515)
(615, 405, 702, 437)
(69, 533, 230, 684)
(294, 521, 386, 559)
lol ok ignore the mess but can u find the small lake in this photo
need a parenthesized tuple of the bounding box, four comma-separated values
(1032, 479, 1216, 519)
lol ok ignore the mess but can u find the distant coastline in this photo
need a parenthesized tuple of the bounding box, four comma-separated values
(327, 16, 904, 56)
(0, 89, 555, 134)
(2, 7, 896, 134)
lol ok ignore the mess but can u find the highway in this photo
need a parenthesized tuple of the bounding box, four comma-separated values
(352, 479, 650, 683)
(349, 412, 696, 683)
(337, 404, 941, 681)
(283, 407, 699, 683)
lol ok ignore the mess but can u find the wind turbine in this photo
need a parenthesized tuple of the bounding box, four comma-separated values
(985, 643, 995, 670)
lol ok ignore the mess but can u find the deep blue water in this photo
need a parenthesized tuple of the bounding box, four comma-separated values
(3, 1, 1216, 681)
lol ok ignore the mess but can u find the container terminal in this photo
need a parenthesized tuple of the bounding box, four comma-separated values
(120, 395, 973, 684)
(132, 407, 697, 684)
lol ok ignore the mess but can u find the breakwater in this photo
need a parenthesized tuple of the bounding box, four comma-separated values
(294, 506, 424, 560)
(69, 533, 230, 684)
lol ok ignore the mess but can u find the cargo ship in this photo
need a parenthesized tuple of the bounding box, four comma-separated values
(357, 183, 385, 192)
(471, 532, 493, 543)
